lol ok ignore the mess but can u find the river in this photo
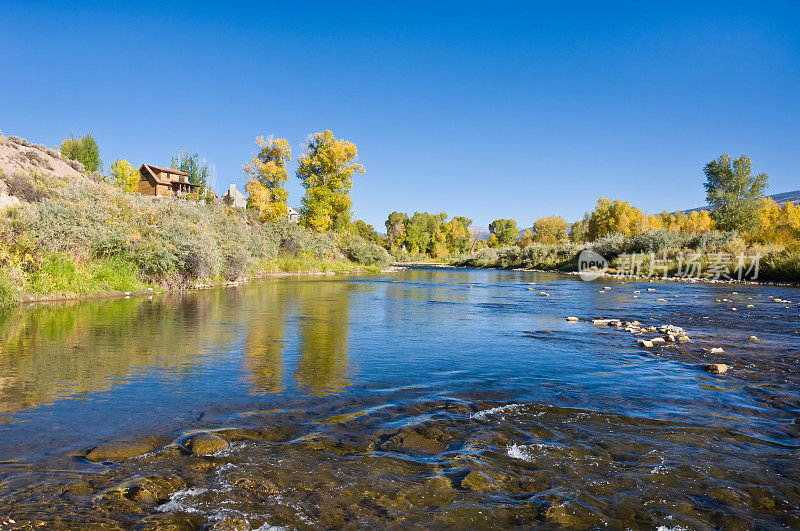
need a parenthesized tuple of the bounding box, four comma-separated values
(0, 268, 798, 529)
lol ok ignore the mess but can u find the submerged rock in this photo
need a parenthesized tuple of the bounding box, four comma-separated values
(748, 336, 760, 342)
(703, 363, 729, 375)
(380, 427, 451, 455)
(85, 439, 156, 462)
(182, 432, 229, 456)
(93, 475, 185, 512)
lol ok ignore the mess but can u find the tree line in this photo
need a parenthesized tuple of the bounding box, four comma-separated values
(59, 134, 794, 252)
(382, 154, 797, 258)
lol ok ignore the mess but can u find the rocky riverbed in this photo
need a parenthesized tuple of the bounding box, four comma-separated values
(0, 268, 798, 528)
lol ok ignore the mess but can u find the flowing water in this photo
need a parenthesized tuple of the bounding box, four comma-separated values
(0, 268, 798, 529)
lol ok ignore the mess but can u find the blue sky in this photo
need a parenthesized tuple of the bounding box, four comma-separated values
(1, 1, 798, 229)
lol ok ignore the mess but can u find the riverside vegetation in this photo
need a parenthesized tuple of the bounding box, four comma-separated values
(382, 155, 800, 282)
(0, 132, 389, 309)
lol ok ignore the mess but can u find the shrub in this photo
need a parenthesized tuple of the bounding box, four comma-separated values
(0, 269, 18, 310)
(224, 249, 250, 281)
(591, 232, 626, 258)
(689, 230, 738, 252)
(626, 230, 690, 253)
(338, 234, 390, 266)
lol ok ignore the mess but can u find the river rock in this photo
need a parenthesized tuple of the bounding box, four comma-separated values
(566, 317, 579, 322)
(678, 336, 691, 343)
(85, 439, 156, 462)
(708, 347, 725, 354)
(183, 432, 229, 455)
(638, 339, 654, 348)
(703, 363, 729, 375)
(650, 337, 666, 343)
(748, 336, 760, 341)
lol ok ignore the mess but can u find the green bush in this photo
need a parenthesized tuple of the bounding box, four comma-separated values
(591, 233, 626, 258)
(689, 230, 739, 253)
(626, 230, 690, 253)
(0, 269, 18, 310)
(338, 234, 391, 266)
(759, 247, 800, 282)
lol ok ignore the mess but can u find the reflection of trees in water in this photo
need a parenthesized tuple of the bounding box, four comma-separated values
(0, 279, 356, 414)
(243, 283, 287, 394)
(0, 291, 227, 414)
(293, 280, 352, 396)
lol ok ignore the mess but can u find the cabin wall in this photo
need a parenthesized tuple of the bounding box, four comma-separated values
(138, 178, 156, 196)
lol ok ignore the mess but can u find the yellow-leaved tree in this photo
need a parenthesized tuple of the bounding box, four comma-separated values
(244, 136, 291, 222)
(107, 159, 139, 192)
(297, 130, 364, 233)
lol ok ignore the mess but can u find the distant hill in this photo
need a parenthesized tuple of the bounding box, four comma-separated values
(683, 190, 800, 214)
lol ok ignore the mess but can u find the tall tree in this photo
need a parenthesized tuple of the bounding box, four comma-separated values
(443, 216, 472, 253)
(488, 218, 518, 247)
(533, 215, 568, 244)
(704, 154, 768, 231)
(243, 136, 291, 222)
(405, 212, 446, 254)
(171, 149, 210, 189)
(61, 133, 102, 173)
(297, 130, 364, 233)
(586, 198, 646, 241)
(385, 211, 409, 249)
(106, 159, 139, 192)
(569, 215, 589, 243)
(353, 219, 382, 244)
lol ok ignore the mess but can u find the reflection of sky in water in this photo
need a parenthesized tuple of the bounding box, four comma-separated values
(0, 269, 799, 461)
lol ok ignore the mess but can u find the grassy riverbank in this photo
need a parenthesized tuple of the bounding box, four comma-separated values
(0, 169, 389, 309)
(448, 233, 800, 283)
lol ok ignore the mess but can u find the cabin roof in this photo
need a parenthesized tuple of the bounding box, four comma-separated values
(140, 163, 199, 187)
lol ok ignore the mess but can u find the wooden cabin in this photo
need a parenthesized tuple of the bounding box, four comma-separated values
(138, 164, 200, 198)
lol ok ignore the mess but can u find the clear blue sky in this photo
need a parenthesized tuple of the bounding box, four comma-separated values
(1, 1, 798, 229)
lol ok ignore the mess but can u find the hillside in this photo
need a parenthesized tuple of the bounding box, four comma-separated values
(0, 133, 91, 209)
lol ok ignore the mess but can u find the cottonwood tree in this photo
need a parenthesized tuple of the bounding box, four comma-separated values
(488, 218, 518, 247)
(61, 133, 102, 173)
(704, 154, 768, 232)
(533, 215, 568, 244)
(243, 136, 291, 222)
(586, 198, 646, 241)
(107, 159, 139, 192)
(297, 130, 364, 233)
(443, 216, 472, 253)
(385, 211, 409, 250)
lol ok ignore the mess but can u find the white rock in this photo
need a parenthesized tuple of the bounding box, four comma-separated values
(708, 347, 725, 354)
(638, 340, 654, 348)
(566, 317, 579, 322)
(748, 336, 760, 342)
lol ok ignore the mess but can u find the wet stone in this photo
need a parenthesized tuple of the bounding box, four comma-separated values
(380, 427, 450, 455)
(182, 432, 229, 455)
(85, 439, 157, 462)
(93, 475, 185, 512)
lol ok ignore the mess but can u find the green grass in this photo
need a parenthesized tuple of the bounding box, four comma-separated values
(27, 253, 150, 298)
(253, 256, 382, 275)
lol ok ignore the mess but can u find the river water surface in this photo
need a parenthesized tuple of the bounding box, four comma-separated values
(0, 268, 798, 529)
